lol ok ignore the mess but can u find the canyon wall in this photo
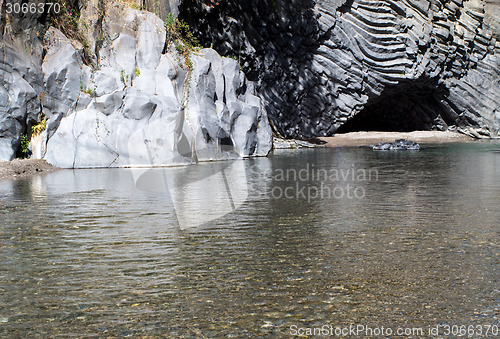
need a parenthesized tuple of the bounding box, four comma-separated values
(1, 0, 499, 163)
(0, 0, 45, 160)
(180, 0, 500, 138)
(0, 0, 272, 164)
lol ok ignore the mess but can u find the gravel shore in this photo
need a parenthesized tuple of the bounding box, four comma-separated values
(0, 159, 59, 181)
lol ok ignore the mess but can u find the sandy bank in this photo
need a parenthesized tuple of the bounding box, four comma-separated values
(318, 131, 473, 147)
(0, 159, 59, 181)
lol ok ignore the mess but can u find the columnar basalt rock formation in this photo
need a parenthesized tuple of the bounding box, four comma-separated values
(180, 0, 500, 138)
(1, 0, 499, 162)
(0, 1, 272, 164)
(42, 3, 271, 167)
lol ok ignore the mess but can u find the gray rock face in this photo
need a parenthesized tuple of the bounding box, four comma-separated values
(0, 0, 45, 160)
(39, 3, 271, 168)
(0, 45, 41, 160)
(180, 0, 500, 138)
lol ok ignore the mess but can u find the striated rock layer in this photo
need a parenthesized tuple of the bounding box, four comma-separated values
(180, 0, 500, 138)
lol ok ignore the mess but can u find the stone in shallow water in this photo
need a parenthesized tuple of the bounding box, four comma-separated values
(372, 139, 420, 151)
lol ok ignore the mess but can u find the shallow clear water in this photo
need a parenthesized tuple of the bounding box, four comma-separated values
(1, 142, 499, 337)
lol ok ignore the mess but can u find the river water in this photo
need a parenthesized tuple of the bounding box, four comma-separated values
(1, 142, 499, 337)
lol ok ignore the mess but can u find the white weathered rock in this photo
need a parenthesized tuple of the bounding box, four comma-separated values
(42, 28, 87, 140)
(41, 3, 272, 168)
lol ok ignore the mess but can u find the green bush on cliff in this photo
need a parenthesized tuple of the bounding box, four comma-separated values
(48, 0, 81, 41)
(15, 118, 46, 159)
(164, 13, 201, 107)
(164, 13, 200, 72)
(17, 135, 31, 159)
(48, 0, 92, 65)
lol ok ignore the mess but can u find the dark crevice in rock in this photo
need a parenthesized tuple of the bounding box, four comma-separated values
(0, 1, 5, 34)
(179, 0, 324, 138)
(94, 0, 106, 63)
(337, 0, 355, 14)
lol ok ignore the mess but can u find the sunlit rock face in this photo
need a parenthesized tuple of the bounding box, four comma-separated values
(0, 1, 271, 165)
(39, 3, 271, 168)
(180, 0, 500, 138)
(2, 0, 498, 163)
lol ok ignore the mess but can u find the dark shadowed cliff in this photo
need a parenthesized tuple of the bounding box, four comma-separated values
(179, 0, 500, 138)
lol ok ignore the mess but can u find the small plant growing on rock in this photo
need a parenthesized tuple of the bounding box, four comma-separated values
(83, 88, 94, 97)
(164, 13, 200, 73)
(116, 0, 141, 10)
(164, 13, 201, 107)
(119, 69, 128, 86)
(17, 134, 31, 159)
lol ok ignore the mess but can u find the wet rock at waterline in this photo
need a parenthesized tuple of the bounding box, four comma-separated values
(372, 139, 420, 151)
(38, 4, 271, 168)
(180, 0, 500, 138)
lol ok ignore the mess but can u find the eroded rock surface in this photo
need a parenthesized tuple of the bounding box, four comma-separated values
(2, 0, 498, 163)
(40, 3, 271, 168)
(180, 0, 500, 138)
(0, 0, 45, 160)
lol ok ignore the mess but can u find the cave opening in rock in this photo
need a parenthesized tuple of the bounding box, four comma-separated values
(336, 78, 455, 133)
